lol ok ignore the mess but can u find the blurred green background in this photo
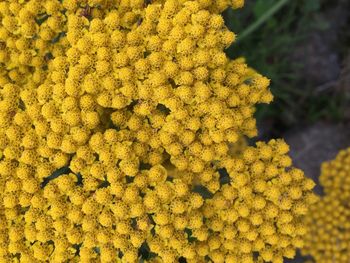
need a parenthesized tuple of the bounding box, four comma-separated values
(224, 0, 350, 137)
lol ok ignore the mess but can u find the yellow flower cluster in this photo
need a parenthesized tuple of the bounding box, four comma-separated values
(319, 147, 350, 200)
(302, 147, 350, 263)
(213, 139, 317, 262)
(0, 0, 69, 86)
(0, 0, 316, 262)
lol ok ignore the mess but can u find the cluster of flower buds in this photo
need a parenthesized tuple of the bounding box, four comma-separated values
(0, 0, 316, 262)
(302, 147, 350, 263)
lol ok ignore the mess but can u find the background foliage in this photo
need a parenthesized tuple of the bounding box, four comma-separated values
(223, 0, 350, 137)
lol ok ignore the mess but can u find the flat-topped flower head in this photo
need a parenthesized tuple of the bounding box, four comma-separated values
(0, 0, 316, 262)
(302, 147, 350, 263)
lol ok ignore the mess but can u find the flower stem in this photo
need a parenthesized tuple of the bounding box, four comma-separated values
(236, 0, 290, 43)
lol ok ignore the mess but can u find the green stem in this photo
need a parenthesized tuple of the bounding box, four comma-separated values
(236, 0, 290, 43)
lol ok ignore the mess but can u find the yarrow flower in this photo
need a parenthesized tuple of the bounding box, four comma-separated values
(302, 147, 350, 263)
(0, 0, 316, 262)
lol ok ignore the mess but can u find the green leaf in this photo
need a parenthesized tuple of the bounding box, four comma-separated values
(253, 0, 276, 18)
(266, 17, 278, 28)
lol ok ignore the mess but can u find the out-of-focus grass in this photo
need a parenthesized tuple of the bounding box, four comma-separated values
(223, 0, 347, 135)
